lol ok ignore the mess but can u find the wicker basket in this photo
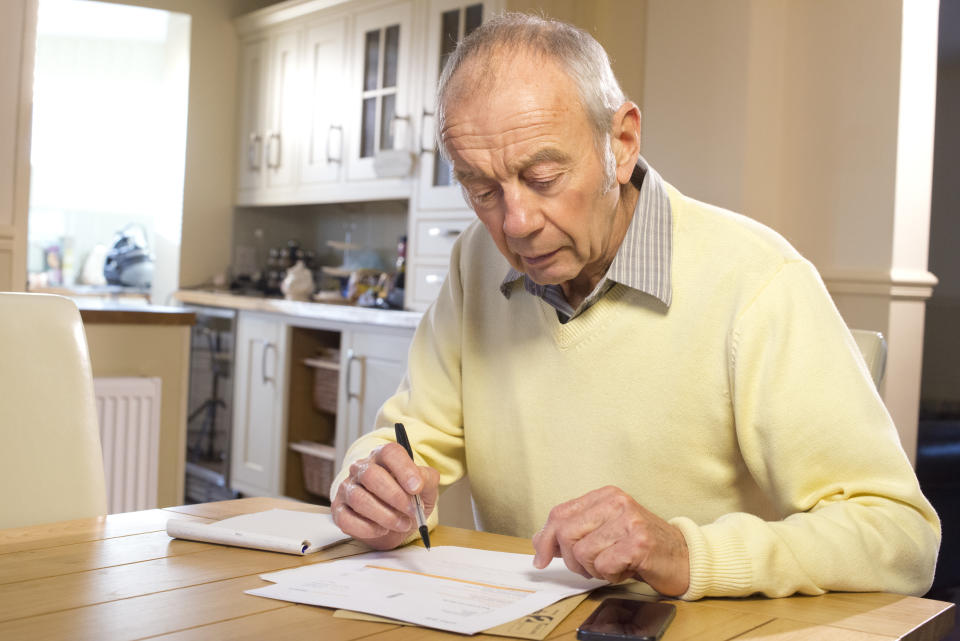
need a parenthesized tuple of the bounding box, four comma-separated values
(289, 441, 336, 498)
(303, 354, 340, 415)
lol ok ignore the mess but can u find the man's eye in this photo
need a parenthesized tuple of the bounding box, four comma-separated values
(529, 176, 559, 190)
(472, 188, 497, 202)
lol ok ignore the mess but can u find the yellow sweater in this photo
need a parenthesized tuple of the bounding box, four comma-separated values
(334, 184, 940, 600)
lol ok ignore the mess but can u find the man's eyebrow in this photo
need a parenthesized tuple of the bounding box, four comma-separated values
(511, 148, 573, 174)
(453, 166, 482, 184)
(452, 148, 573, 184)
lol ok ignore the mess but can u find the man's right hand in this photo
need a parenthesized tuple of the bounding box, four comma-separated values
(331, 442, 440, 550)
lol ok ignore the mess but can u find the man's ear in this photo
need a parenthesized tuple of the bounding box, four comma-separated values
(610, 102, 641, 185)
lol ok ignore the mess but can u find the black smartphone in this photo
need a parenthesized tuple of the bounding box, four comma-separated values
(576, 598, 676, 641)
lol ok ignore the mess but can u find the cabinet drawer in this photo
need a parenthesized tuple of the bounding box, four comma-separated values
(410, 263, 448, 307)
(413, 217, 472, 259)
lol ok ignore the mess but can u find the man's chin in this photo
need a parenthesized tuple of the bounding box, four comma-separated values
(521, 267, 573, 287)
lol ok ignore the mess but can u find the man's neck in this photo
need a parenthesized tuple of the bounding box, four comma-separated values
(560, 183, 641, 309)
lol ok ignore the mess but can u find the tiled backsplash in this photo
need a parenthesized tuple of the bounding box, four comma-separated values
(232, 200, 409, 281)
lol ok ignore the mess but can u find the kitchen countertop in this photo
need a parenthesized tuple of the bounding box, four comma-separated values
(75, 298, 197, 326)
(174, 289, 423, 329)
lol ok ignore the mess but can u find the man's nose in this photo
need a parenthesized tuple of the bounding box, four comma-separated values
(501, 186, 542, 238)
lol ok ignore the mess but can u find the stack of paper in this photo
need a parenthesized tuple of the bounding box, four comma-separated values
(166, 508, 351, 555)
(247, 545, 607, 635)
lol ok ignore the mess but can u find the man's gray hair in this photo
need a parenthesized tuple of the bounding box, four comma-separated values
(436, 12, 626, 155)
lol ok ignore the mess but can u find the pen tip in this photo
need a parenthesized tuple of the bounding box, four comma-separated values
(419, 525, 430, 550)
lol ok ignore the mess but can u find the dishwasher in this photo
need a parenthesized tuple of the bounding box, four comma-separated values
(183, 305, 240, 503)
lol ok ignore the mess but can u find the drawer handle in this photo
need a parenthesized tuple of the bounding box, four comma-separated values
(427, 227, 462, 238)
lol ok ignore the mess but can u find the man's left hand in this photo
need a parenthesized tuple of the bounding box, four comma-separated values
(531, 486, 690, 596)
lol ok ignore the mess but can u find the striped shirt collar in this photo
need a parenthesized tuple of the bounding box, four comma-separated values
(498, 155, 673, 312)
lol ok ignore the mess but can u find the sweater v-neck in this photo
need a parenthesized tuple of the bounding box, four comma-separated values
(535, 283, 629, 349)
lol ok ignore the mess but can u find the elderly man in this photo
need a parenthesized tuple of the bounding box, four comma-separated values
(330, 13, 939, 600)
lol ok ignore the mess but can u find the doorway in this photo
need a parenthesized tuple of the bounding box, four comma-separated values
(26, 0, 190, 304)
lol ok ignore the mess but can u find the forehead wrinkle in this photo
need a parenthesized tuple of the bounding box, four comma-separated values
(444, 114, 571, 184)
(442, 107, 569, 142)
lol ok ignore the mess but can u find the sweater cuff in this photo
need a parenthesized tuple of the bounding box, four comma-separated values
(669, 516, 753, 600)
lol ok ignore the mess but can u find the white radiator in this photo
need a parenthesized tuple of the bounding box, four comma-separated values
(94, 377, 162, 513)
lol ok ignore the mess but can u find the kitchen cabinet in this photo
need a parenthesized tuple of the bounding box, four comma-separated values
(335, 326, 410, 470)
(414, 0, 485, 210)
(231, 0, 503, 309)
(230, 312, 287, 496)
(298, 18, 348, 188)
(345, 1, 415, 182)
(236, 29, 300, 203)
(406, 0, 497, 311)
(235, 0, 417, 205)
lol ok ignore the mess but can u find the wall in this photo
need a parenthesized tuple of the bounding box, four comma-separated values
(504, 0, 647, 109)
(0, 0, 36, 292)
(642, 0, 939, 462)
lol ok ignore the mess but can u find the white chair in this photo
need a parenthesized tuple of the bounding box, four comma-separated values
(850, 329, 888, 388)
(0, 293, 107, 528)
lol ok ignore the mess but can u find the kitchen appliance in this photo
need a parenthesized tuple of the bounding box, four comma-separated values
(184, 305, 239, 503)
(103, 224, 154, 288)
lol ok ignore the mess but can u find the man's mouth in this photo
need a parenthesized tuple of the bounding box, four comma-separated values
(521, 249, 559, 266)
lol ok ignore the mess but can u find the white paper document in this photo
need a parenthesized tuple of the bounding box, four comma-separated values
(166, 509, 351, 555)
(246, 545, 607, 635)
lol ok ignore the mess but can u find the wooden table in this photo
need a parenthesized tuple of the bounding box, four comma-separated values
(0, 497, 953, 640)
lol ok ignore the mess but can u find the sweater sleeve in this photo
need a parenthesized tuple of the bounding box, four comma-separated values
(670, 259, 940, 600)
(329, 234, 469, 529)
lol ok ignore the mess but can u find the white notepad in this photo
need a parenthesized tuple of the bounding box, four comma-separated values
(166, 508, 351, 555)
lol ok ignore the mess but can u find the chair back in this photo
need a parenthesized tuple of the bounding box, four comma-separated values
(0, 293, 107, 528)
(850, 328, 888, 388)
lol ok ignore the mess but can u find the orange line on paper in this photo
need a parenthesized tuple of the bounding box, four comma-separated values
(364, 565, 536, 593)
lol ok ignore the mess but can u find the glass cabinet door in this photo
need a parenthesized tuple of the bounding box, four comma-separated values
(416, 0, 488, 209)
(347, 1, 413, 181)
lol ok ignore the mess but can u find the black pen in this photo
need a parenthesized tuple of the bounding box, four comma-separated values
(394, 422, 431, 550)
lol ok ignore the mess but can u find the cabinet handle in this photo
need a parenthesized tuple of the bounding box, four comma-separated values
(427, 226, 462, 238)
(267, 132, 282, 169)
(345, 348, 363, 402)
(420, 110, 435, 155)
(262, 341, 276, 384)
(425, 274, 443, 285)
(326, 125, 343, 164)
(247, 133, 262, 170)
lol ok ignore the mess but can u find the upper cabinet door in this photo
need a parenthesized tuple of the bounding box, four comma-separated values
(346, 1, 414, 182)
(415, 0, 486, 210)
(299, 18, 348, 187)
(264, 30, 300, 191)
(236, 38, 269, 194)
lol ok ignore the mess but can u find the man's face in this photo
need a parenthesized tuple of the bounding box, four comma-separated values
(440, 55, 623, 287)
